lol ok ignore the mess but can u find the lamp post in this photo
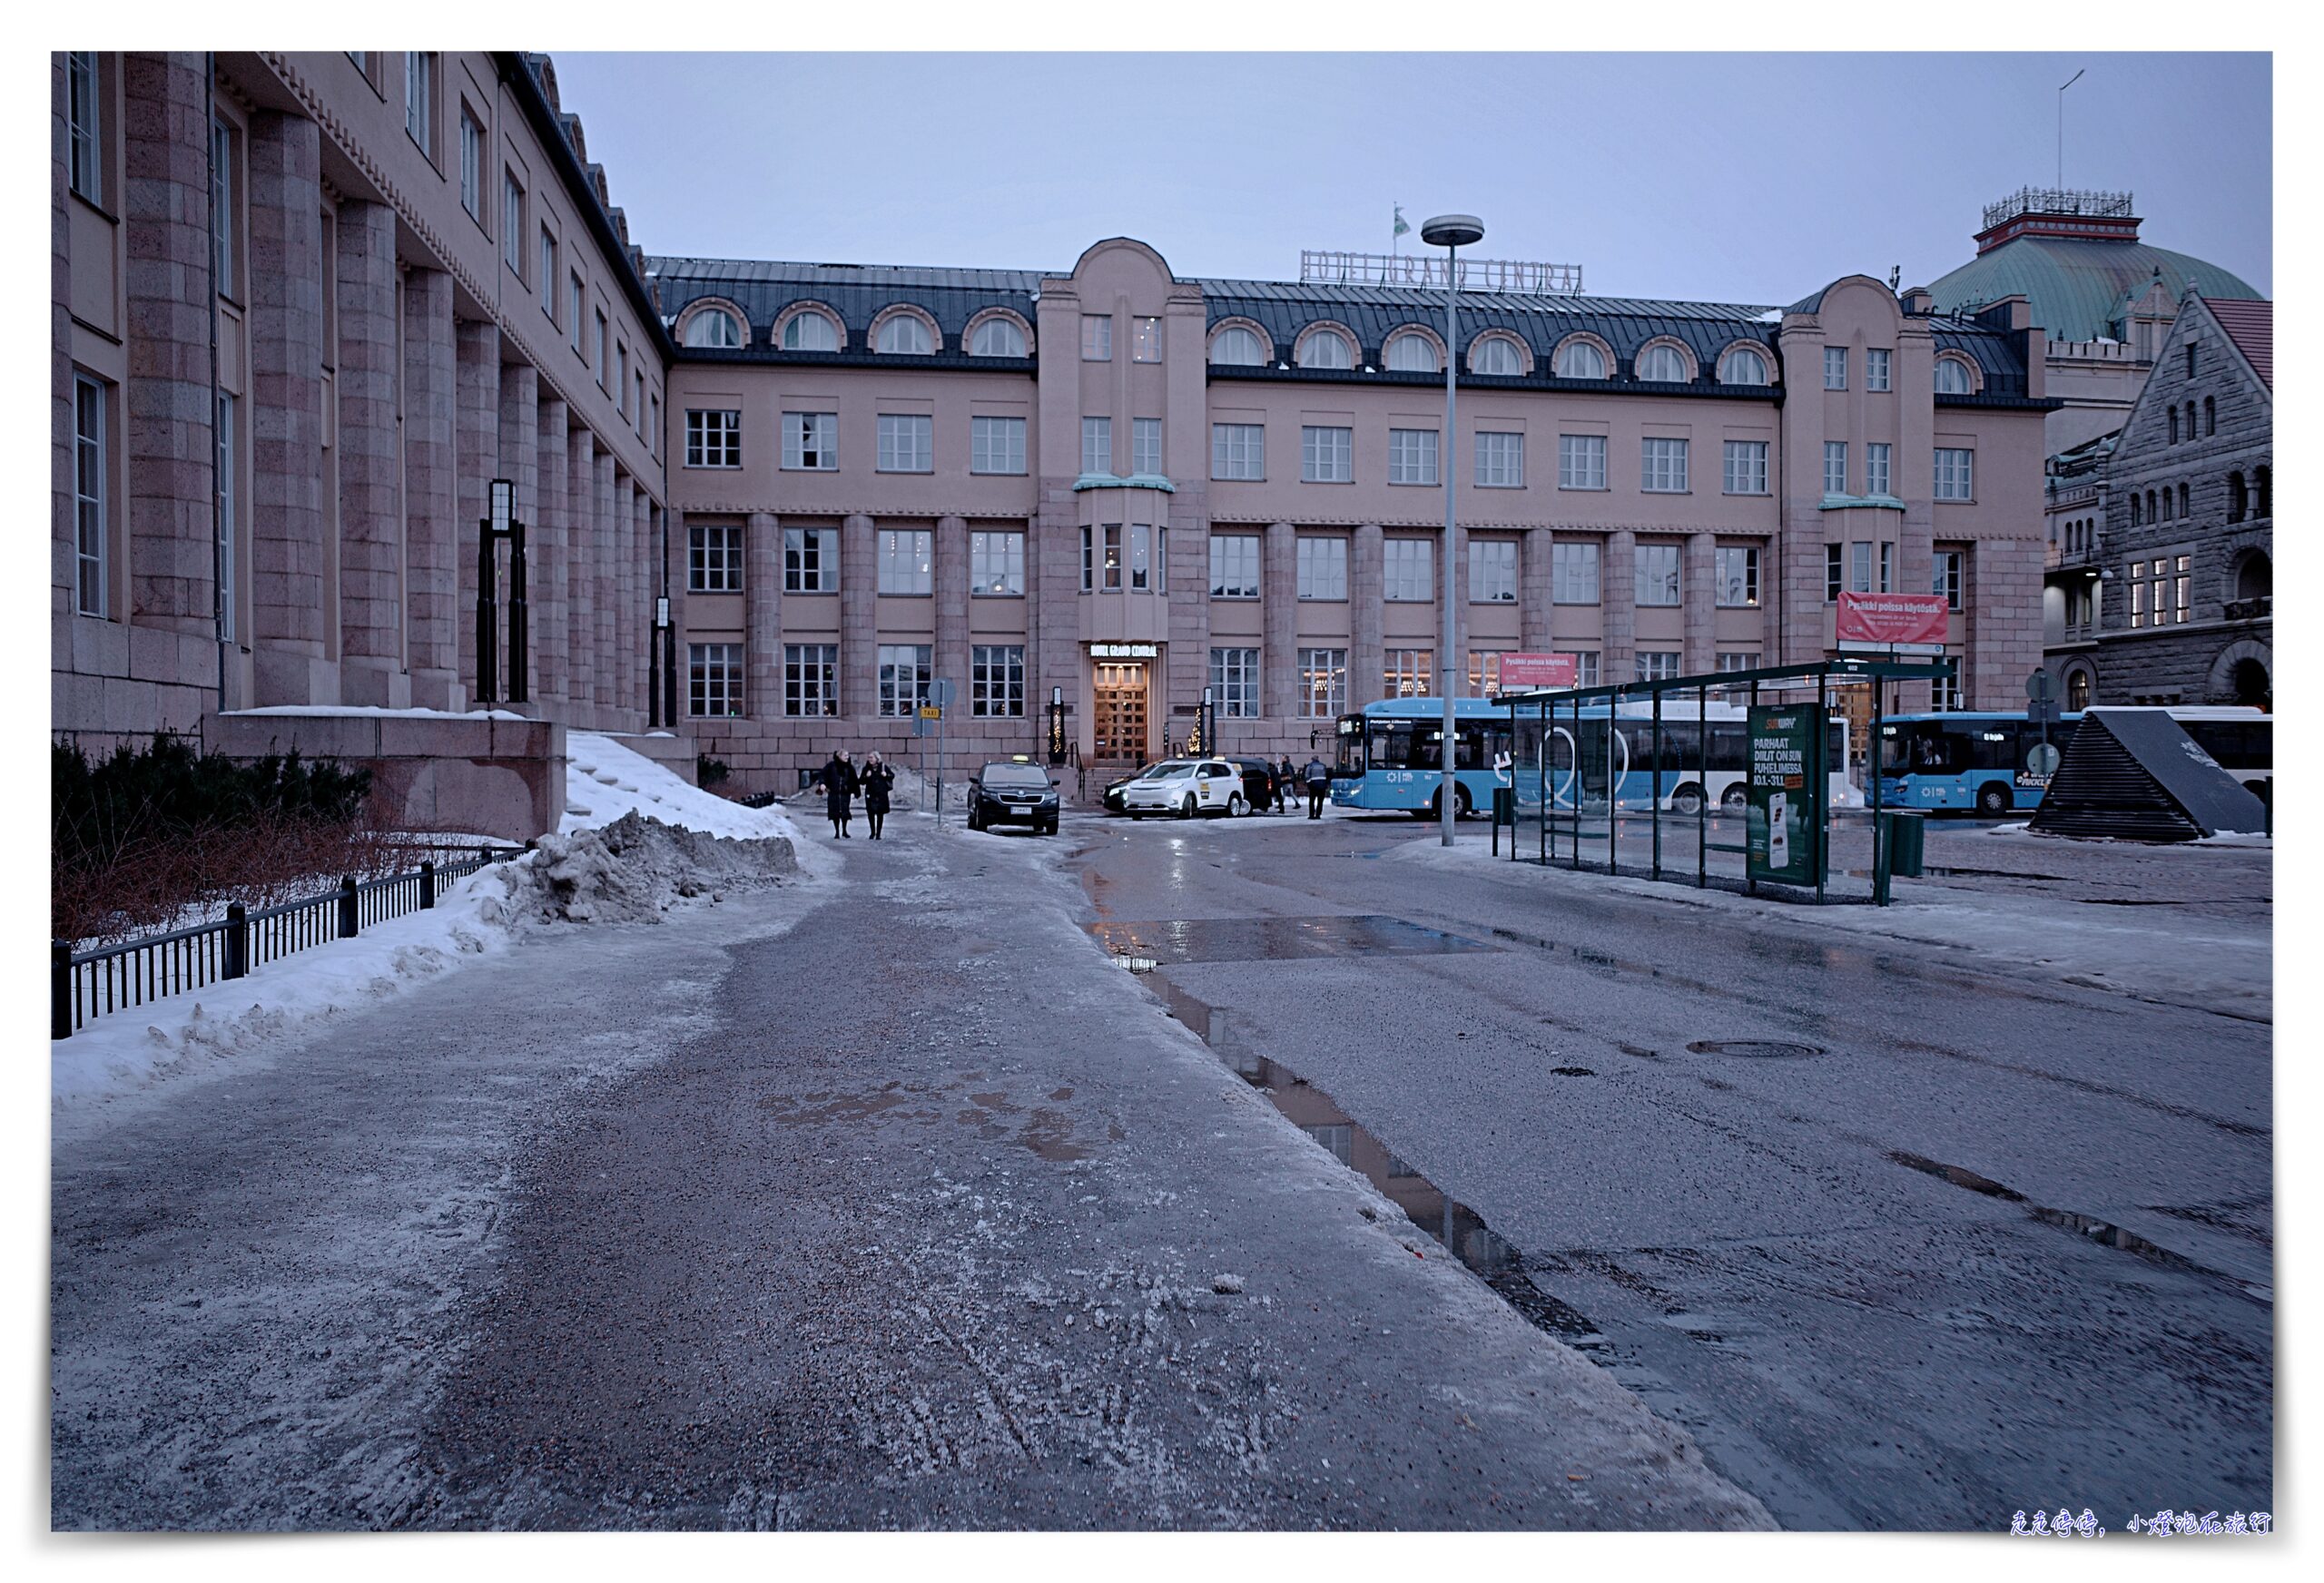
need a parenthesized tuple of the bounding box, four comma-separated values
(1422, 213, 1483, 847)
(475, 478, 528, 704)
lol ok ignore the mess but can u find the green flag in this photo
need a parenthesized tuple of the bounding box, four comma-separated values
(1393, 204, 1410, 239)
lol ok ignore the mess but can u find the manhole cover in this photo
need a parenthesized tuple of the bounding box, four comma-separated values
(1685, 1039, 1825, 1059)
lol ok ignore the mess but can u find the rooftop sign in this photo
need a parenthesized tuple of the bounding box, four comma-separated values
(1299, 251, 1583, 296)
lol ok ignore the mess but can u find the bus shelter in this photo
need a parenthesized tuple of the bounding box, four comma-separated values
(1499, 657, 1954, 905)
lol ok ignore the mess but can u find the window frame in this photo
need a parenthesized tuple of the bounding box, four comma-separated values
(970, 644, 1027, 717)
(783, 526, 835, 594)
(782, 310, 840, 352)
(1387, 427, 1439, 486)
(1301, 425, 1354, 484)
(684, 408, 743, 469)
(876, 528, 935, 595)
(1208, 534, 1261, 599)
(686, 642, 744, 719)
(969, 415, 1027, 477)
(501, 170, 526, 281)
(1559, 433, 1608, 490)
(1722, 438, 1769, 496)
(783, 643, 839, 717)
(1382, 538, 1433, 604)
(1551, 540, 1600, 605)
(68, 52, 103, 206)
(875, 313, 933, 356)
(686, 521, 744, 594)
(1209, 647, 1260, 718)
(782, 410, 838, 472)
(1297, 647, 1347, 718)
(1131, 418, 1163, 477)
(1131, 316, 1163, 363)
(1714, 544, 1760, 608)
(1081, 314, 1113, 361)
(1634, 542, 1682, 607)
(1469, 538, 1519, 605)
(1297, 328, 1354, 370)
(876, 413, 934, 474)
(1933, 447, 1974, 502)
(74, 372, 107, 617)
(1295, 536, 1349, 601)
(1081, 416, 1112, 477)
(1865, 348, 1892, 391)
(1473, 430, 1524, 488)
(404, 52, 434, 159)
(1640, 436, 1689, 494)
(1209, 325, 1265, 367)
(970, 316, 1028, 358)
(1823, 346, 1847, 389)
(970, 529, 1026, 596)
(1866, 441, 1892, 497)
(1211, 422, 1265, 481)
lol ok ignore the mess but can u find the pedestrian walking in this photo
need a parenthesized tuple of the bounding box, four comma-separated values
(1304, 754, 1332, 820)
(819, 749, 860, 838)
(862, 753, 896, 841)
(1277, 755, 1297, 813)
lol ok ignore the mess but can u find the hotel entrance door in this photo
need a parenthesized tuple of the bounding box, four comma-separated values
(1093, 661, 1149, 764)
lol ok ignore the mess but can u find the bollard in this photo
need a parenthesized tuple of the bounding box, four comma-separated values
(419, 860, 437, 910)
(339, 876, 360, 939)
(52, 940, 74, 1040)
(224, 901, 248, 978)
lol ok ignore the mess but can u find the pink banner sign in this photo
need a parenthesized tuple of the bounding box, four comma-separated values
(1835, 592, 1950, 646)
(1499, 653, 1579, 689)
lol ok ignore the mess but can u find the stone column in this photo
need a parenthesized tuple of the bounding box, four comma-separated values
(1602, 529, 1637, 684)
(496, 360, 537, 705)
(1262, 521, 1296, 719)
(746, 512, 783, 723)
(400, 269, 459, 709)
(1350, 522, 1384, 710)
(566, 428, 596, 711)
(1970, 537, 2045, 712)
(333, 200, 405, 705)
(1521, 526, 1554, 652)
(245, 110, 329, 704)
(842, 513, 877, 719)
(453, 320, 499, 697)
(935, 513, 970, 708)
(119, 52, 216, 637)
(1683, 531, 1717, 674)
(533, 396, 569, 706)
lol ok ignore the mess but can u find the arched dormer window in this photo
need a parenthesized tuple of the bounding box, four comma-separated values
(1553, 338, 1608, 379)
(1470, 333, 1525, 376)
(875, 311, 935, 355)
(1634, 342, 1692, 383)
(1384, 330, 1440, 373)
(1718, 345, 1769, 385)
(682, 307, 743, 349)
(1209, 324, 1266, 366)
(1934, 355, 1974, 395)
(1297, 327, 1354, 369)
(969, 315, 1028, 358)
(781, 309, 840, 352)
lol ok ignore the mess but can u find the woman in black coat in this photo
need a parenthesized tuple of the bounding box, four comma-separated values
(820, 750, 860, 838)
(861, 753, 896, 841)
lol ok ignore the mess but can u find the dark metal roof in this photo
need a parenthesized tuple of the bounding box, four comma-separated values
(649, 256, 1041, 356)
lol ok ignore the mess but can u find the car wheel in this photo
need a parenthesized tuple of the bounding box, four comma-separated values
(1227, 793, 1247, 818)
(1181, 794, 1197, 820)
(1977, 782, 2011, 815)
(1721, 784, 1748, 813)
(1670, 783, 1705, 815)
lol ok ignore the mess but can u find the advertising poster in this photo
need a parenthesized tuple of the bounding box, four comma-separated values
(1748, 705, 1824, 886)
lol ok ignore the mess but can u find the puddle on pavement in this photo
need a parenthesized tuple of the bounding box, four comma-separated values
(1088, 913, 1498, 967)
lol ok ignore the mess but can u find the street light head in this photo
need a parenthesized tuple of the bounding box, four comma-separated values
(1421, 213, 1485, 249)
(488, 478, 514, 532)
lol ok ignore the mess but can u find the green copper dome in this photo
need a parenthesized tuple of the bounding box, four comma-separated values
(1927, 235, 2262, 343)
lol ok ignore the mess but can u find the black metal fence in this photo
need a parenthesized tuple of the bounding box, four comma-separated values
(52, 842, 527, 1040)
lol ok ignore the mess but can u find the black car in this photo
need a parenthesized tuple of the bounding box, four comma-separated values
(968, 761, 1060, 834)
(1101, 765, 1151, 815)
(1229, 756, 1284, 812)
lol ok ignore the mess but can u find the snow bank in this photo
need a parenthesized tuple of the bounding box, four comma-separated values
(506, 809, 794, 924)
(564, 731, 801, 844)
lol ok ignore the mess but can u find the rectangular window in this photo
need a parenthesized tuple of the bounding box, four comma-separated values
(1100, 524, 1123, 590)
(1469, 652, 1504, 697)
(1849, 540, 1873, 595)
(1562, 651, 1600, 688)
(970, 644, 1026, 717)
(502, 172, 524, 280)
(1717, 652, 1761, 674)
(970, 530, 1025, 595)
(687, 643, 743, 718)
(1722, 440, 1768, 496)
(878, 644, 934, 717)
(1298, 648, 1347, 718)
(687, 522, 743, 593)
(2130, 560, 2146, 628)
(783, 644, 837, 716)
(1470, 539, 1519, 604)
(595, 311, 608, 388)
(1934, 447, 1974, 500)
(783, 526, 834, 593)
(1211, 423, 1264, 481)
(1879, 541, 1896, 594)
(74, 373, 106, 617)
(783, 411, 837, 470)
(635, 372, 645, 434)
(1824, 440, 1848, 497)
(1559, 433, 1607, 489)
(877, 414, 932, 473)
(404, 53, 432, 155)
(567, 271, 585, 353)
(1866, 348, 1892, 391)
(1081, 314, 1112, 361)
(1131, 316, 1162, 362)
(539, 228, 557, 320)
(1209, 534, 1260, 599)
(1933, 549, 1964, 610)
(684, 408, 741, 468)
(210, 118, 233, 290)
(1641, 437, 1689, 493)
(1826, 544, 1844, 602)
(2173, 554, 2191, 624)
(1382, 538, 1433, 603)
(1129, 523, 1153, 591)
(1080, 527, 1092, 592)
(1209, 648, 1260, 717)
(1474, 431, 1524, 487)
(1931, 668, 1964, 712)
(68, 52, 101, 204)
(1131, 418, 1163, 476)
(613, 343, 628, 413)
(1715, 546, 1759, 607)
(1636, 652, 1681, 682)
(1081, 417, 1111, 477)
(1388, 428, 1439, 486)
(1296, 536, 1348, 600)
(1866, 442, 1892, 497)
(214, 391, 236, 642)
(1302, 426, 1353, 483)
(1384, 649, 1433, 699)
(1824, 346, 1847, 389)
(1635, 543, 1681, 606)
(1552, 541, 1600, 605)
(970, 416, 1026, 475)
(877, 528, 934, 595)
(458, 110, 481, 219)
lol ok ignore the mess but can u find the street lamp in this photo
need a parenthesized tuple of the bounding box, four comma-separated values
(1422, 212, 1483, 847)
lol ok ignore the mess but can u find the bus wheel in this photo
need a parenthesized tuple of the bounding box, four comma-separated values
(1720, 784, 1748, 813)
(1455, 784, 1473, 820)
(1977, 782, 2011, 814)
(1671, 783, 1705, 815)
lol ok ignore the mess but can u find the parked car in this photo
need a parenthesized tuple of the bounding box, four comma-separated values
(1101, 765, 1151, 815)
(1118, 758, 1248, 820)
(1229, 756, 1283, 812)
(967, 760, 1060, 835)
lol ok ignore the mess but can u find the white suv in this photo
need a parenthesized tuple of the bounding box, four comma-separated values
(1119, 758, 1247, 820)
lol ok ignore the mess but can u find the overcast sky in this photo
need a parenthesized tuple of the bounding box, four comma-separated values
(553, 53, 2272, 306)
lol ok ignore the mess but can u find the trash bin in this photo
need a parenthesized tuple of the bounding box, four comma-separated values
(1881, 810, 1925, 878)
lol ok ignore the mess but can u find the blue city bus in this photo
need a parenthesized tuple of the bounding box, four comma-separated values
(1331, 698, 1510, 818)
(1877, 706, 2270, 814)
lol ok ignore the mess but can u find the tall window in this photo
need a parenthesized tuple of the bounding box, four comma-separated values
(615, 344, 628, 413)
(539, 230, 557, 319)
(1472, 336, 1522, 376)
(1714, 546, 1759, 607)
(878, 645, 934, 716)
(1933, 548, 1964, 610)
(74, 374, 106, 617)
(1131, 418, 1163, 476)
(687, 522, 743, 592)
(595, 311, 607, 388)
(970, 645, 1026, 716)
(783, 411, 836, 470)
(214, 392, 236, 643)
(1383, 539, 1433, 603)
(404, 53, 432, 155)
(875, 315, 931, 355)
(1823, 346, 1847, 389)
(1640, 438, 1689, 493)
(1866, 348, 1892, 391)
(1931, 668, 1963, 713)
(1209, 535, 1260, 599)
(1388, 428, 1438, 486)
(1296, 536, 1347, 600)
(970, 530, 1025, 595)
(210, 118, 233, 290)
(1299, 649, 1347, 717)
(2204, 396, 2216, 437)
(1081, 417, 1112, 477)
(970, 317, 1026, 357)
(1128, 523, 1154, 590)
(1131, 316, 1163, 362)
(1210, 326, 1264, 366)
(1635, 544, 1681, 606)
(687, 644, 743, 718)
(1302, 426, 1353, 483)
(782, 310, 838, 351)
(1474, 431, 1524, 487)
(783, 526, 834, 593)
(877, 415, 932, 472)
(1470, 539, 1518, 604)
(784, 644, 837, 715)
(1081, 314, 1112, 360)
(1636, 652, 1682, 683)
(1935, 357, 1973, 395)
(1824, 441, 1848, 497)
(1210, 648, 1260, 716)
(1825, 544, 1844, 602)
(2186, 343, 2198, 379)
(67, 52, 101, 204)
(684, 408, 741, 468)
(1879, 541, 1895, 593)
(970, 416, 1026, 476)
(1211, 423, 1264, 480)
(1559, 434, 1607, 489)
(1384, 649, 1433, 698)
(1933, 447, 1974, 501)
(1552, 541, 1600, 605)
(1722, 440, 1768, 495)
(502, 172, 524, 279)
(1866, 442, 1892, 497)
(1848, 541, 1873, 595)
(568, 272, 585, 353)
(455, 111, 479, 219)
(1469, 652, 1504, 697)
(877, 528, 934, 594)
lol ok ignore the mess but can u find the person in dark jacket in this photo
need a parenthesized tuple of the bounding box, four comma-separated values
(861, 753, 896, 841)
(819, 750, 860, 838)
(1277, 756, 1297, 813)
(1304, 755, 1332, 819)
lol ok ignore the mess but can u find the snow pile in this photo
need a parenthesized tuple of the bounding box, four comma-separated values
(563, 732, 802, 844)
(490, 809, 795, 925)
